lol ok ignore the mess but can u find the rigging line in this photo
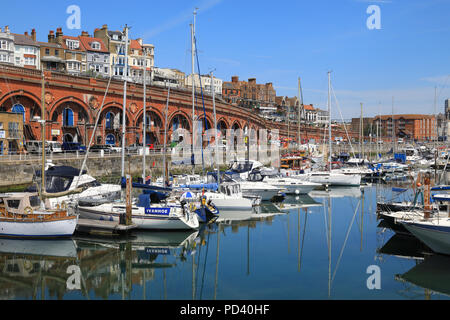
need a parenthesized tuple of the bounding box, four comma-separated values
(331, 199, 361, 283)
(299, 210, 308, 272)
(330, 83, 358, 164)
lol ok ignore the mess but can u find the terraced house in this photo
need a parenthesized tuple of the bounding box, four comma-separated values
(0, 26, 14, 65)
(12, 29, 40, 69)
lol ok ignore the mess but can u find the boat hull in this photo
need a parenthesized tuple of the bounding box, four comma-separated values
(78, 206, 199, 230)
(402, 221, 450, 255)
(0, 216, 78, 239)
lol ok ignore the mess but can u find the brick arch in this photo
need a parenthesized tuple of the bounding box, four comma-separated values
(197, 114, 214, 131)
(168, 110, 192, 132)
(134, 107, 165, 128)
(50, 96, 92, 124)
(0, 92, 42, 123)
(0, 89, 41, 109)
(99, 103, 132, 127)
(217, 117, 230, 130)
(231, 121, 242, 130)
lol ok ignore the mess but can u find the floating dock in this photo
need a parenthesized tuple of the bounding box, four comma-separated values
(76, 219, 137, 236)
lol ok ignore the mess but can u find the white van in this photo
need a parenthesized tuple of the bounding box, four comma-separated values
(47, 141, 63, 153)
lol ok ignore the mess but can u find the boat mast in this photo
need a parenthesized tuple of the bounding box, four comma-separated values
(121, 25, 129, 178)
(297, 77, 302, 152)
(391, 96, 395, 154)
(211, 71, 220, 188)
(191, 9, 197, 174)
(327, 71, 332, 172)
(40, 71, 46, 202)
(142, 47, 148, 182)
(360, 102, 363, 161)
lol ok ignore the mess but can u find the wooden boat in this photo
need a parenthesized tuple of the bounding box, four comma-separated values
(0, 193, 78, 239)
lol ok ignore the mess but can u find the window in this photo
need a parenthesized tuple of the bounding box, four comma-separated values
(45, 48, 50, 55)
(104, 67, 108, 74)
(25, 57, 35, 65)
(0, 40, 8, 50)
(8, 122, 19, 138)
(66, 40, 80, 50)
(0, 54, 9, 62)
(91, 42, 100, 50)
(7, 200, 20, 209)
(15, 57, 20, 64)
(55, 49, 59, 56)
(0, 122, 3, 129)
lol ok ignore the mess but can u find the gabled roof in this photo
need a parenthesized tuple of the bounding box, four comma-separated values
(303, 104, 315, 111)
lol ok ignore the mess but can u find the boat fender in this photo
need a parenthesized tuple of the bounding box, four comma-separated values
(61, 201, 67, 210)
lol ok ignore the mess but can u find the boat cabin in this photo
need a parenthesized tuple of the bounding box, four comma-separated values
(0, 193, 42, 217)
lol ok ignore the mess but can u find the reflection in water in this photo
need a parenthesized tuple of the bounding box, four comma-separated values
(0, 239, 78, 299)
(396, 254, 450, 298)
(3, 185, 449, 300)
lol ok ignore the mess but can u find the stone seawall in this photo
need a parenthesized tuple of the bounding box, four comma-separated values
(0, 154, 170, 187)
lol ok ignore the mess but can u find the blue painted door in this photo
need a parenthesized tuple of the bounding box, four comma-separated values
(63, 108, 74, 126)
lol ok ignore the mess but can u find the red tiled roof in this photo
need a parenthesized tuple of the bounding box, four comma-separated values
(130, 39, 142, 50)
(61, 35, 86, 52)
(78, 36, 108, 53)
(303, 104, 315, 111)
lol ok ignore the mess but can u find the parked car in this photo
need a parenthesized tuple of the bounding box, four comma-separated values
(90, 145, 120, 153)
(62, 142, 86, 153)
(25, 141, 50, 154)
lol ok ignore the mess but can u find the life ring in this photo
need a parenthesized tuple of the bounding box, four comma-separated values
(24, 206, 33, 215)
(23, 260, 33, 272)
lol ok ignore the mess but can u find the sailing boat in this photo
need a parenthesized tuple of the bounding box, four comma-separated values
(296, 72, 361, 187)
(0, 72, 77, 238)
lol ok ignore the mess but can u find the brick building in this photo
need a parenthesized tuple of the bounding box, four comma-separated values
(373, 114, 437, 141)
(222, 76, 276, 109)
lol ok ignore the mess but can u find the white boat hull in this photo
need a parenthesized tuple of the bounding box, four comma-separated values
(240, 187, 280, 201)
(307, 172, 361, 186)
(203, 193, 253, 211)
(78, 205, 199, 230)
(0, 216, 78, 239)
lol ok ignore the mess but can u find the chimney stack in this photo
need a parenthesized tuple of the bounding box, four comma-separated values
(31, 29, 36, 41)
(4, 26, 9, 33)
(48, 30, 55, 43)
(232, 76, 239, 83)
(55, 27, 63, 44)
(81, 31, 89, 37)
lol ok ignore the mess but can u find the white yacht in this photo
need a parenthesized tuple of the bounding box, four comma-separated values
(247, 168, 320, 195)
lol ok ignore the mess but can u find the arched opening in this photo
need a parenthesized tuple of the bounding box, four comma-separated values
(63, 133, 74, 143)
(12, 104, 25, 123)
(137, 110, 163, 146)
(171, 114, 190, 132)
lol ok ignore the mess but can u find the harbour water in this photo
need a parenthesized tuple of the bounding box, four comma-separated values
(1, 184, 449, 300)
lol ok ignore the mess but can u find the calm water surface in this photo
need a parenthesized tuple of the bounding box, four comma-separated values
(1, 184, 449, 300)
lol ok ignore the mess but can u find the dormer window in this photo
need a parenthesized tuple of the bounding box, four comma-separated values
(91, 42, 101, 50)
(66, 40, 80, 50)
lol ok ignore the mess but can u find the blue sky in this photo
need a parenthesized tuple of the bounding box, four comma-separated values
(2, 0, 450, 119)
